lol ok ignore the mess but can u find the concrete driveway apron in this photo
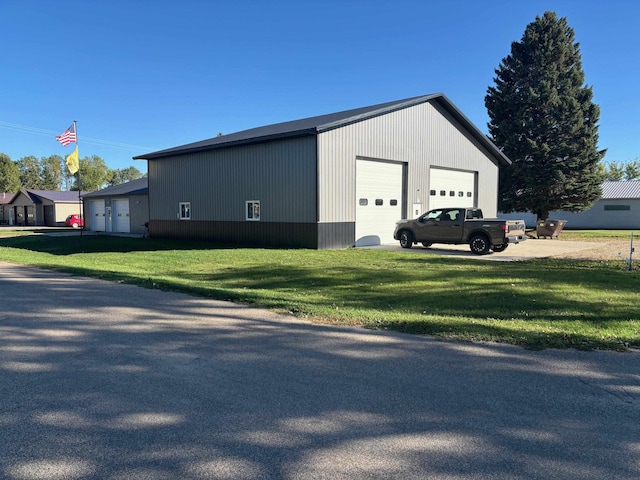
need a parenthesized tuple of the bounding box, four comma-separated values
(0, 262, 638, 480)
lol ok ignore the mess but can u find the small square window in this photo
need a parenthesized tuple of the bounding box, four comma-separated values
(430, 190, 436, 196)
(359, 198, 368, 206)
(458, 191, 464, 197)
(246, 200, 260, 220)
(467, 192, 473, 197)
(375, 199, 383, 206)
(179, 202, 191, 220)
(449, 191, 455, 196)
(439, 190, 446, 196)
(390, 199, 398, 206)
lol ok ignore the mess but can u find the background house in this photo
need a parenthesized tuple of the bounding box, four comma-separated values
(134, 93, 511, 249)
(6, 189, 83, 226)
(82, 177, 149, 234)
(499, 180, 640, 229)
(0, 193, 12, 224)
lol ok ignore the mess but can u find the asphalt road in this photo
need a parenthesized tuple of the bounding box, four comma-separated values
(0, 262, 638, 480)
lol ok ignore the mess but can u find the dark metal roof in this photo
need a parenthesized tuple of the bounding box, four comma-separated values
(19, 189, 84, 203)
(134, 93, 511, 165)
(83, 177, 148, 198)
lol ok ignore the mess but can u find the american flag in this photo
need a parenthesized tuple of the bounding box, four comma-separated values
(56, 123, 76, 146)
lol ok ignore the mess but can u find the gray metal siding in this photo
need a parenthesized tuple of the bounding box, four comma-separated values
(317, 100, 500, 223)
(149, 136, 317, 223)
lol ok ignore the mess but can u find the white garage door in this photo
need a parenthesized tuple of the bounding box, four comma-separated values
(90, 200, 105, 231)
(428, 168, 476, 210)
(355, 159, 403, 246)
(113, 199, 130, 233)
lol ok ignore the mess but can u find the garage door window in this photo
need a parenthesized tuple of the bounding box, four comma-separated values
(246, 200, 260, 221)
(179, 202, 191, 220)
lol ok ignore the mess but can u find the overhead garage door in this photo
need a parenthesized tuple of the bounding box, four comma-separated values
(113, 199, 130, 233)
(90, 200, 106, 231)
(355, 159, 403, 246)
(428, 168, 476, 210)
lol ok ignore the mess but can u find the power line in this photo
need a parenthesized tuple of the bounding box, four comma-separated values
(0, 120, 154, 152)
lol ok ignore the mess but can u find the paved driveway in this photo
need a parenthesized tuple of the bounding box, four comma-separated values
(365, 238, 603, 261)
(0, 262, 638, 479)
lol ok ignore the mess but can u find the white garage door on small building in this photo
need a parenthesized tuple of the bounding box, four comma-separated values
(428, 167, 477, 210)
(112, 199, 130, 233)
(355, 159, 403, 246)
(90, 200, 106, 231)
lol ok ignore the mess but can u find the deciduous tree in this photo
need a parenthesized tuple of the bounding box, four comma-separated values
(0, 153, 21, 192)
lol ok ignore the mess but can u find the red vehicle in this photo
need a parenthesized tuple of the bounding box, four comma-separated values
(65, 214, 84, 228)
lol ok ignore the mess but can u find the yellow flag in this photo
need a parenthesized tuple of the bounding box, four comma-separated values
(66, 146, 79, 174)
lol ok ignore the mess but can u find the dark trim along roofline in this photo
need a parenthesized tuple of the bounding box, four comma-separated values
(134, 93, 511, 166)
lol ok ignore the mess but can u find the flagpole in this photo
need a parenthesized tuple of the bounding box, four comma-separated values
(75, 120, 82, 237)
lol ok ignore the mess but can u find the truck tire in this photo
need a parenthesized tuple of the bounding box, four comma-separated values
(399, 231, 413, 249)
(492, 243, 508, 253)
(469, 234, 491, 255)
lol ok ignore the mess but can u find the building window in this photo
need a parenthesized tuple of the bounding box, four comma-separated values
(439, 190, 446, 196)
(458, 191, 464, 197)
(359, 198, 368, 206)
(179, 202, 191, 220)
(467, 192, 473, 197)
(375, 199, 383, 206)
(246, 200, 260, 220)
(430, 190, 436, 196)
(390, 199, 398, 206)
(449, 191, 455, 196)
(604, 205, 631, 211)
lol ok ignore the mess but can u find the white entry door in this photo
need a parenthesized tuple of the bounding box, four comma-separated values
(355, 159, 403, 246)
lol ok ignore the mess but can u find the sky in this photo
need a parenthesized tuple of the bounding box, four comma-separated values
(1, 0, 638, 175)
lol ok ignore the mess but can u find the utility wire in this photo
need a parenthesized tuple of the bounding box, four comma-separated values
(0, 120, 154, 152)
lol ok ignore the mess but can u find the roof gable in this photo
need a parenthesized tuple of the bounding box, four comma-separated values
(134, 93, 510, 165)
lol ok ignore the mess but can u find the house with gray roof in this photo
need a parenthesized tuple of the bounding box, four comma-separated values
(6, 189, 83, 226)
(134, 93, 511, 248)
(82, 177, 149, 234)
(499, 180, 640, 229)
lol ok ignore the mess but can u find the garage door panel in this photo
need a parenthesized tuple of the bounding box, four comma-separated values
(429, 168, 476, 210)
(91, 200, 105, 231)
(113, 199, 130, 233)
(356, 160, 403, 246)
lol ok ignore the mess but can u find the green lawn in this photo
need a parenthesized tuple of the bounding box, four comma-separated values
(0, 232, 637, 351)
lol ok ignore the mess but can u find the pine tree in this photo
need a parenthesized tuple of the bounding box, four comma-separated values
(485, 11, 605, 220)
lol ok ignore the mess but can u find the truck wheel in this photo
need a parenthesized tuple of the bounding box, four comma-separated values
(422, 242, 432, 248)
(469, 234, 490, 255)
(399, 231, 413, 249)
(72, 222, 79, 228)
(492, 244, 508, 253)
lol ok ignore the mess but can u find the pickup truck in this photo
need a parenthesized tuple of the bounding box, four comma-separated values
(393, 207, 527, 255)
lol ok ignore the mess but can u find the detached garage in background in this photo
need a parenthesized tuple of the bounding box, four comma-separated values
(82, 177, 149, 234)
(5, 189, 83, 226)
(134, 93, 510, 248)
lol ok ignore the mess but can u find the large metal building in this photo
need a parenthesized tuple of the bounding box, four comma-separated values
(134, 93, 510, 249)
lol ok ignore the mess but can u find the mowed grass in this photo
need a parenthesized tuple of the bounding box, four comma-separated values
(0, 232, 638, 351)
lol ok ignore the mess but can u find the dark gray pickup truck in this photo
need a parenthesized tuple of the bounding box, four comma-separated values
(393, 207, 527, 255)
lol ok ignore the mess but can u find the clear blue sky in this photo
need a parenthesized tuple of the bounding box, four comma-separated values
(1, 0, 637, 174)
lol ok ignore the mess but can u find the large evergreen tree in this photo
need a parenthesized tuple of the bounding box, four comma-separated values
(485, 11, 605, 220)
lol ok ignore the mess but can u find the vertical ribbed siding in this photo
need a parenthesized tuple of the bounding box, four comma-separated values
(317, 100, 501, 223)
(149, 136, 317, 223)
